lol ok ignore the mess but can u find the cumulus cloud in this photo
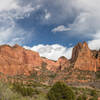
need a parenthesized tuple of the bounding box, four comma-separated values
(0, 0, 100, 51)
(0, 24, 32, 45)
(24, 44, 73, 60)
(88, 39, 100, 50)
(68, 0, 100, 39)
(40, 0, 100, 39)
(52, 25, 71, 32)
(88, 32, 100, 50)
(47, 0, 100, 50)
(44, 9, 51, 20)
(0, 0, 40, 45)
(0, 0, 18, 11)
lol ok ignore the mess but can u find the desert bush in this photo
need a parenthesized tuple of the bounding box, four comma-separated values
(82, 94, 87, 100)
(90, 90, 97, 97)
(96, 71, 100, 79)
(47, 81, 76, 100)
(13, 82, 39, 96)
(0, 81, 21, 100)
(77, 95, 87, 100)
(77, 96, 83, 100)
(89, 97, 98, 100)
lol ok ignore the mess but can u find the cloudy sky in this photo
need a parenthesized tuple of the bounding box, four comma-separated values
(0, 0, 100, 60)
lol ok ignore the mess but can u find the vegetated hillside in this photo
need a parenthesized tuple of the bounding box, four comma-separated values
(0, 80, 100, 100)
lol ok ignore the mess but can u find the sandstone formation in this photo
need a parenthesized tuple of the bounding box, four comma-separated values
(0, 44, 42, 76)
(71, 42, 83, 62)
(73, 42, 97, 72)
(42, 56, 70, 72)
(0, 42, 100, 78)
(57, 56, 70, 71)
(71, 42, 100, 72)
(0, 44, 70, 76)
(92, 50, 100, 71)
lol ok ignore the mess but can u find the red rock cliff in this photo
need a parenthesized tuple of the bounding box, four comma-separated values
(0, 44, 43, 76)
(73, 42, 97, 72)
(0, 42, 100, 77)
(0, 44, 70, 76)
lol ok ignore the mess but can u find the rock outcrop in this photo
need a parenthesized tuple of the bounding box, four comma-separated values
(0, 44, 43, 76)
(92, 50, 100, 71)
(0, 42, 100, 78)
(57, 56, 70, 71)
(0, 44, 70, 76)
(42, 56, 70, 72)
(71, 42, 83, 62)
(73, 42, 97, 72)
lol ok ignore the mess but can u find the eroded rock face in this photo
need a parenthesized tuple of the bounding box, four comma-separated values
(42, 58, 58, 72)
(74, 42, 97, 72)
(0, 44, 43, 76)
(0, 41, 100, 77)
(71, 42, 83, 62)
(92, 50, 100, 71)
(42, 56, 70, 72)
(0, 44, 70, 76)
(57, 56, 70, 71)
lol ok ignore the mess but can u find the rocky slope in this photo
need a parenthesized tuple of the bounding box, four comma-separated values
(71, 42, 100, 72)
(0, 44, 70, 76)
(0, 42, 100, 85)
(73, 42, 97, 72)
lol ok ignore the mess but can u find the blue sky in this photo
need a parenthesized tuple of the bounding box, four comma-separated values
(0, 0, 100, 60)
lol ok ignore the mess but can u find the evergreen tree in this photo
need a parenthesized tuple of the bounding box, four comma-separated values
(47, 81, 76, 100)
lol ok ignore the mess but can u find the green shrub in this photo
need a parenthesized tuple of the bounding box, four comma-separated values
(90, 90, 97, 97)
(0, 81, 21, 100)
(82, 95, 87, 100)
(13, 82, 38, 96)
(77, 95, 87, 100)
(47, 81, 76, 100)
(96, 71, 100, 79)
(49, 73, 56, 78)
(77, 96, 83, 100)
(89, 97, 98, 100)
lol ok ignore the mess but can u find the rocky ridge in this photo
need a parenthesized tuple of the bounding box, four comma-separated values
(0, 42, 100, 85)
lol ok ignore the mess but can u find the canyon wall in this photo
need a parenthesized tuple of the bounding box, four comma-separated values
(0, 42, 100, 76)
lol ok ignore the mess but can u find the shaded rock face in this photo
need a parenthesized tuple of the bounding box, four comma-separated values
(92, 50, 100, 71)
(42, 56, 70, 72)
(71, 42, 83, 62)
(57, 56, 70, 71)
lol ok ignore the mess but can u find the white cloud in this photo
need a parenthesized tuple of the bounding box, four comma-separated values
(24, 44, 73, 60)
(68, 0, 100, 50)
(0, 0, 18, 11)
(52, 25, 71, 32)
(45, 9, 51, 20)
(88, 32, 100, 50)
(88, 39, 100, 50)
(49, 0, 100, 49)
(0, 24, 29, 45)
(39, 0, 100, 38)
(0, 0, 100, 49)
(69, 0, 100, 37)
(0, 0, 40, 45)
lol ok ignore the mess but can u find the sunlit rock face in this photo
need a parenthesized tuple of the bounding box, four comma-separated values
(0, 44, 70, 76)
(42, 56, 70, 72)
(0, 42, 100, 77)
(73, 42, 96, 72)
(0, 44, 43, 76)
